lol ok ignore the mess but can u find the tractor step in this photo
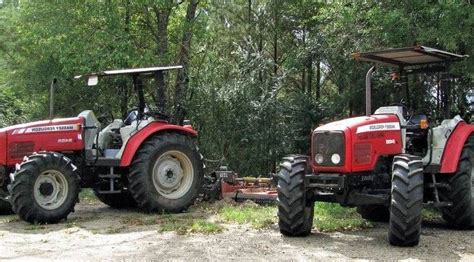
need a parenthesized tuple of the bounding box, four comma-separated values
(424, 201, 452, 208)
(97, 190, 122, 194)
(96, 167, 122, 194)
(99, 174, 120, 179)
(426, 182, 451, 190)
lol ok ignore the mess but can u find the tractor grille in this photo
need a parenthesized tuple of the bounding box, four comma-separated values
(313, 131, 345, 166)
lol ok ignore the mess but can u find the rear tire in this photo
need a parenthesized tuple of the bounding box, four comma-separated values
(440, 136, 473, 228)
(128, 133, 204, 213)
(357, 205, 390, 222)
(10, 152, 80, 224)
(277, 155, 314, 237)
(93, 189, 137, 209)
(388, 154, 424, 247)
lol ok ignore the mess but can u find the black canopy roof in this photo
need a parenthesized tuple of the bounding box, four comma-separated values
(74, 65, 183, 79)
(352, 46, 467, 68)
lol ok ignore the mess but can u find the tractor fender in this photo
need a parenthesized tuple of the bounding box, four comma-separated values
(119, 122, 197, 167)
(439, 122, 474, 173)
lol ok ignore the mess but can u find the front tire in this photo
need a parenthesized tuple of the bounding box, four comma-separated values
(10, 152, 80, 224)
(128, 133, 204, 213)
(389, 154, 424, 247)
(277, 155, 314, 237)
(440, 136, 473, 228)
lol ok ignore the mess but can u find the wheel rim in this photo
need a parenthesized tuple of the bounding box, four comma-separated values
(152, 150, 194, 200)
(34, 170, 69, 210)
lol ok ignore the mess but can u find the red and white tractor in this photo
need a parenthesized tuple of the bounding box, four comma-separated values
(0, 66, 204, 224)
(277, 46, 473, 246)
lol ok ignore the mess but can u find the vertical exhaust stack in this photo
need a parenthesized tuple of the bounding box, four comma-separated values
(49, 78, 57, 119)
(365, 66, 376, 116)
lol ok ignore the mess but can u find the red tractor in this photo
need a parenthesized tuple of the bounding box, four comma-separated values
(0, 66, 204, 224)
(277, 46, 473, 246)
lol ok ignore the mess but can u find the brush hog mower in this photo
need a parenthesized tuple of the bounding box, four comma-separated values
(203, 166, 277, 204)
(0, 66, 204, 224)
(276, 46, 473, 247)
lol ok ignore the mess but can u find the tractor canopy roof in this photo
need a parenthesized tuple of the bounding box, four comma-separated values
(74, 65, 183, 86)
(352, 46, 468, 69)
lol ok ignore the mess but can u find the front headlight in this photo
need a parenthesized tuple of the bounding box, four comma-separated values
(331, 154, 341, 164)
(315, 154, 324, 164)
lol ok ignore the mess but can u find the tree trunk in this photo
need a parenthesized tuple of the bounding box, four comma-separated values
(120, 0, 131, 118)
(316, 59, 321, 99)
(307, 57, 312, 96)
(152, 1, 173, 113)
(174, 0, 199, 123)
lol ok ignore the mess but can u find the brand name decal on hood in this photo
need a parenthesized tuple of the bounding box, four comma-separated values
(13, 124, 80, 134)
(356, 122, 400, 134)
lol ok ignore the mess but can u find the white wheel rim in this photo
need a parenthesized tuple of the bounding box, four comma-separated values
(34, 170, 69, 210)
(152, 150, 194, 200)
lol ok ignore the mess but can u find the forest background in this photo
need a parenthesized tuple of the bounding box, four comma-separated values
(0, 0, 472, 176)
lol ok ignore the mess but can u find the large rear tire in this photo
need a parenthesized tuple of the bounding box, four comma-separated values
(93, 189, 137, 209)
(277, 155, 314, 237)
(10, 152, 80, 224)
(128, 133, 204, 213)
(357, 205, 390, 222)
(440, 136, 473, 228)
(388, 154, 424, 247)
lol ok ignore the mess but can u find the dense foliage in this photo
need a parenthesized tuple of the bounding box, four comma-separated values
(0, 1, 472, 176)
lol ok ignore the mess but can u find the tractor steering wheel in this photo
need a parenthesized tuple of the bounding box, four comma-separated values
(97, 111, 114, 125)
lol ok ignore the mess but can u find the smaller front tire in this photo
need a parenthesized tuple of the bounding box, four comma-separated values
(10, 152, 79, 224)
(389, 154, 424, 247)
(277, 155, 314, 237)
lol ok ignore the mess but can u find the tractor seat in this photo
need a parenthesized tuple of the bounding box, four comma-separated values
(97, 119, 124, 152)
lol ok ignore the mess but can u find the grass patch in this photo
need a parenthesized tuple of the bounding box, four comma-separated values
(219, 202, 276, 229)
(79, 188, 97, 203)
(158, 214, 223, 235)
(121, 215, 159, 226)
(189, 219, 223, 234)
(313, 203, 372, 232)
(218, 201, 371, 232)
(0, 216, 19, 223)
(422, 208, 443, 222)
(25, 224, 46, 231)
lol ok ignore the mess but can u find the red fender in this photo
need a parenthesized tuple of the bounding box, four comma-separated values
(439, 122, 474, 173)
(119, 122, 197, 167)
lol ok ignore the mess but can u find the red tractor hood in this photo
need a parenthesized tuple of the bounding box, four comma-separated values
(0, 117, 84, 166)
(312, 114, 403, 173)
(315, 115, 401, 133)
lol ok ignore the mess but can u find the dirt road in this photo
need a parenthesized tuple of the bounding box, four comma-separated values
(0, 202, 472, 261)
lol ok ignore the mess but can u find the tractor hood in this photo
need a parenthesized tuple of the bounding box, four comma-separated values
(312, 114, 403, 173)
(0, 117, 81, 133)
(315, 115, 401, 133)
(0, 117, 85, 166)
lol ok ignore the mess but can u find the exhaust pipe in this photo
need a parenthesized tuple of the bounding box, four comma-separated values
(365, 66, 376, 116)
(49, 78, 57, 119)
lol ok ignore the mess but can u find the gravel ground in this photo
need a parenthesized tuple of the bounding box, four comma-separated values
(0, 202, 472, 261)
